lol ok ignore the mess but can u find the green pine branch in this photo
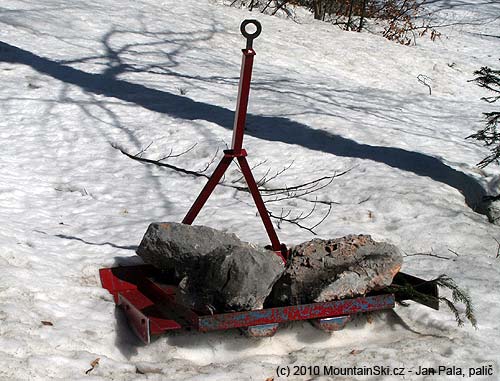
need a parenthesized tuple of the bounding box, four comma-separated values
(386, 274, 477, 329)
(467, 63, 500, 168)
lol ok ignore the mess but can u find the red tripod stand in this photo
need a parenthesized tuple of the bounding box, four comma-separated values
(182, 20, 285, 263)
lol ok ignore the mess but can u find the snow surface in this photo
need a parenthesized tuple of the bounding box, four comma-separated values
(1, 0, 500, 379)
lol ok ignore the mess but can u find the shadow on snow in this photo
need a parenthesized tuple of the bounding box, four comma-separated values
(0, 40, 487, 213)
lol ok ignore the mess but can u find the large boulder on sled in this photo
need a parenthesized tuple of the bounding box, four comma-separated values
(137, 222, 285, 312)
(269, 235, 402, 306)
(177, 244, 285, 312)
(136, 222, 243, 278)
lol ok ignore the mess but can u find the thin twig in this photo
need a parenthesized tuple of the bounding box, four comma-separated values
(358, 196, 371, 204)
(260, 168, 353, 192)
(117, 145, 210, 179)
(403, 250, 452, 260)
(310, 202, 332, 230)
(268, 199, 332, 235)
(268, 210, 318, 234)
(117, 144, 343, 234)
(196, 147, 220, 174)
(231, 159, 268, 184)
(417, 74, 432, 95)
(158, 143, 197, 161)
(134, 141, 153, 157)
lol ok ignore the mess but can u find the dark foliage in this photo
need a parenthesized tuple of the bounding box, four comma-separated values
(229, 0, 440, 44)
(468, 65, 500, 168)
(388, 274, 477, 328)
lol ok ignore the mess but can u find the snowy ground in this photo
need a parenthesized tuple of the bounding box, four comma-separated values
(1, 0, 500, 380)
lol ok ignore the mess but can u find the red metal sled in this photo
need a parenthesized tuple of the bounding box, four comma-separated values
(99, 265, 438, 343)
(99, 20, 439, 344)
(100, 265, 397, 343)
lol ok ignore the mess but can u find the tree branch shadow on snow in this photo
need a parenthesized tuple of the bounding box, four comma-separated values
(422, 0, 500, 31)
(383, 310, 451, 339)
(424, 0, 500, 20)
(54, 234, 138, 251)
(0, 40, 487, 214)
(425, 0, 500, 11)
(292, 310, 451, 345)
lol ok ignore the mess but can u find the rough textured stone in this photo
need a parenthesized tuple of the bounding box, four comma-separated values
(136, 222, 243, 278)
(269, 235, 402, 306)
(178, 244, 285, 312)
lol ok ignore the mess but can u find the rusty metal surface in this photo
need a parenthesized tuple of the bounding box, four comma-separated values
(311, 315, 352, 332)
(197, 294, 395, 332)
(243, 323, 280, 337)
(100, 265, 396, 342)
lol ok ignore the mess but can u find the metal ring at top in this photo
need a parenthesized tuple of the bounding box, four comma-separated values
(240, 19, 262, 50)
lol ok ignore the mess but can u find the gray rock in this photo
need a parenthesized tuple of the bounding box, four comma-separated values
(136, 222, 285, 312)
(178, 244, 285, 312)
(269, 235, 402, 306)
(136, 222, 243, 278)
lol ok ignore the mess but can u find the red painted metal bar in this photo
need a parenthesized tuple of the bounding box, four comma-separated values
(138, 279, 200, 329)
(117, 291, 152, 343)
(99, 265, 156, 304)
(197, 294, 395, 332)
(182, 155, 233, 225)
(237, 155, 282, 255)
(181, 20, 284, 262)
(100, 266, 195, 343)
(231, 49, 255, 152)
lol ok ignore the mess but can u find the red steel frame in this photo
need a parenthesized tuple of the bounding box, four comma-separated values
(100, 265, 396, 344)
(98, 21, 440, 345)
(182, 35, 284, 262)
(99, 265, 438, 344)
